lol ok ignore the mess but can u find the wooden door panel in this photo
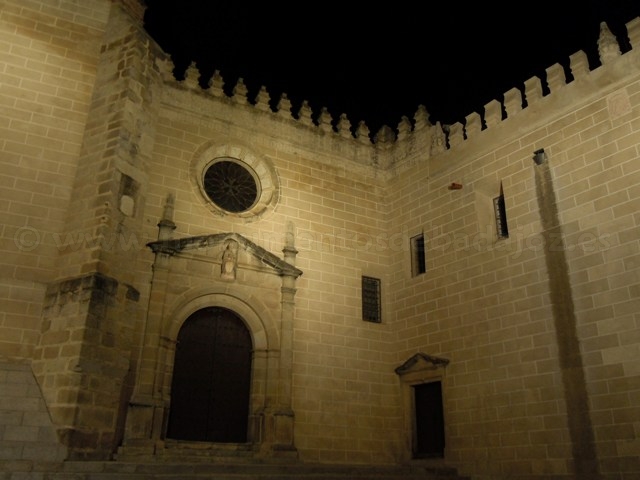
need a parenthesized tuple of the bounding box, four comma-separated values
(413, 381, 445, 458)
(167, 307, 252, 443)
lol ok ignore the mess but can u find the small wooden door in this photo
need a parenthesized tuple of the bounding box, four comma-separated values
(413, 381, 445, 458)
(166, 307, 252, 443)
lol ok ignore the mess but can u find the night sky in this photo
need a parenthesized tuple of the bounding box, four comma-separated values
(142, 1, 640, 134)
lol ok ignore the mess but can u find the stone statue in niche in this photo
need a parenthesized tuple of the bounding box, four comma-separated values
(221, 242, 237, 280)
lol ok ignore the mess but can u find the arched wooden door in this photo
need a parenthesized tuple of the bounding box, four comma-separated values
(166, 307, 253, 443)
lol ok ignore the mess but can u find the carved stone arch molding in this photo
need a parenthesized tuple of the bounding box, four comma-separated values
(165, 289, 278, 352)
(157, 289, 279, 448)
(191, 141, 280, 221)
(121, 230, 302, 460)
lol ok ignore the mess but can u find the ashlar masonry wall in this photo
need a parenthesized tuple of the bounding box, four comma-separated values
(134, 71, 403, 463)
(1, 1, 639, 478)
(136, 18, 640, 473)
(2, 0, 159, 459)
(387, 20, 640, 479)
(0, 0, 110, 359)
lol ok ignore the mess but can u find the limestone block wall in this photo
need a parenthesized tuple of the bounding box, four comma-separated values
(139, 82, 403, 462)
(0, 361, 67, 464)
(0, 0, 110, 359)
(387, 22, 640, 479)
(1, 0, 639, 476)
(1, 0, 160, 459)
(19, 0, 157, 459)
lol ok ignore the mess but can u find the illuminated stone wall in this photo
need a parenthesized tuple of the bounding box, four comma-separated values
(0, 0, 638, 477)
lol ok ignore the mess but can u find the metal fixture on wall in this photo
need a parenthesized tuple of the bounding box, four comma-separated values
(533, 148, 546, 165)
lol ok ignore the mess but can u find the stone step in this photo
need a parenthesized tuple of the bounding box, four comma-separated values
(1, 459, 472, 480)
(115, 440, 260, 463)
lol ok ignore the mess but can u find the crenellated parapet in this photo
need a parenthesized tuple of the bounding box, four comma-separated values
(434, 19, 640, 152)
(159, 59, 393, 149)
(153, 17, 640, 168)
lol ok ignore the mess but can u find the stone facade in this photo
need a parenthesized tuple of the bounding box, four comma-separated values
(1, 0, 639, 478)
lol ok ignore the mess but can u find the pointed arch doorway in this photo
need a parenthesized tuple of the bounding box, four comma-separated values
(166, 306, 253, 443)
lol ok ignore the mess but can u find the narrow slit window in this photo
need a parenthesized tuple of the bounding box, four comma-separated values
(411, 234, 426, 277)
(494, 184, 509, 238)
(362, 276, 381, 323)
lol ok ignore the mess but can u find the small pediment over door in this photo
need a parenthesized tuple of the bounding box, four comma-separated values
(395, 353, 449, 379)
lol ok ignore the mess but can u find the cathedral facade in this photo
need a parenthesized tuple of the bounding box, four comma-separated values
(1, 1, 639, 479)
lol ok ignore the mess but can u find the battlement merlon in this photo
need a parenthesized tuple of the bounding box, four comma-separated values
(141, 8, 639, 168)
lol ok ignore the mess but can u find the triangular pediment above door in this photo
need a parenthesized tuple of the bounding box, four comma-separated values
(395, 352, 449, 376)
(147, 232, 303, 278)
